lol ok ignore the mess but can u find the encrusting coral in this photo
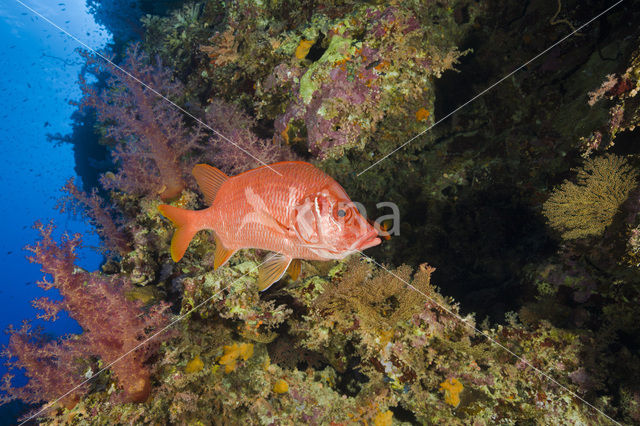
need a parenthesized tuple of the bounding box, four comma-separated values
(218, 343, 254, 373)
(439, 378, 464, 408)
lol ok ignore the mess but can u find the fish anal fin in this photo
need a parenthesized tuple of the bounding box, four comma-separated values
(214, 235, 235, 269)
(258, 253, 292, 291)
(158, 204, 202, 262)
(193, 164, 229, 205)
(288, 259, 301, 281)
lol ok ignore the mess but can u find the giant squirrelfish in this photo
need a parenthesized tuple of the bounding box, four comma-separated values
(158, 161, 381, 290)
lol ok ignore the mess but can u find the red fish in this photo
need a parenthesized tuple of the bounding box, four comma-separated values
(158, 161, 381, 290)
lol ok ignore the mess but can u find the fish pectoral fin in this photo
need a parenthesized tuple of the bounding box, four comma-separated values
(258, 253, 292, 291)
(254, 208, 290, 236)
(287, 259, 301, 281)
(213, 235, 235, 269)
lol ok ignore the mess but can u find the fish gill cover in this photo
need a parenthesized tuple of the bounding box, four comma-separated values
(2, 0, 640, 424)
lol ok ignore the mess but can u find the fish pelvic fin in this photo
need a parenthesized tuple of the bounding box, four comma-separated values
(258, 253, 292, 291)
(158, 204, 203, 262)
(192, 164, 229, 205)
(213, 234, 236, 269)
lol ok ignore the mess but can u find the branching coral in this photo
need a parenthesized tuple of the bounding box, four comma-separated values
(311, 259, 438, 338)
(7, 222, 174, 403)
(0, 323, 88, 411)
(80, 44, 203, 200)
(202, 99, 295, 175)
(543, 154, 638, 239)
(58, 177, 130, 256)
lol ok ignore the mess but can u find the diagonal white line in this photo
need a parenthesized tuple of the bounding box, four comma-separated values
(356, 250, 620, 425)
(18, 259, 265, 425)
(357, 0, 625, 176)
(13, 0, 282, 177)
(11, 0, 625, 424)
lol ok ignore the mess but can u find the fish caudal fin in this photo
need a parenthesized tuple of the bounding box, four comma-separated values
(258, 253, 292, 291)
(192, 164, 228, 205)
(158, 204, 203, 262)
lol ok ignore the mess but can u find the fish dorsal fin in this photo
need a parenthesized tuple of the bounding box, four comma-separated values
(258, 253, 292, 291)
(192, 164, 229, 205)
(213, 234, 235, 269)
(288, 259, 301, 281)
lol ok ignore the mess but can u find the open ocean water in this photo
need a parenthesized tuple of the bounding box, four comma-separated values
(0, 1, 110, 422)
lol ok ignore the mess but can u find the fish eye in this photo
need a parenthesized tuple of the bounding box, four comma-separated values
(337, 209, 346, 218)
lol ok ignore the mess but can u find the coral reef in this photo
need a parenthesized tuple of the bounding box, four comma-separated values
(5, 0, 640, 424)
(260, 4, 469, 159)
(27, 256, 601, 424)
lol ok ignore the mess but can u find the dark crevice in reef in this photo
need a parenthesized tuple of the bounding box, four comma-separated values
(373, 0, 640, 322)
(305, 33, 327, 62)
(390, 404, 419, 425)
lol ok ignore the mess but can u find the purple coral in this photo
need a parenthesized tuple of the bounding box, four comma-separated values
(203, 99, 294, 174)
(80, 44, 203, 200)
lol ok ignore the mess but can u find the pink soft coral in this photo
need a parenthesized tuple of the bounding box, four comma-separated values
(58, 177, 130, 256)
(1, 223, 172, 408)
(80, 44, 203, 200)
(203, 98, 295, 174)
(1, 322, 87, 410)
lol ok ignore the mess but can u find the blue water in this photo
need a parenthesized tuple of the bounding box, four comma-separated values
(0, 0, 110, 421)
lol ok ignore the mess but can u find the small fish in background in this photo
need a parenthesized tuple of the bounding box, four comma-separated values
(369, 218, 393, 241)
(159, 161, 381, 290)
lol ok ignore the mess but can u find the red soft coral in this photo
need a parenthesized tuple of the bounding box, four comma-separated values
(202, 99, 295, 175)
(27, 222, 172, 402)
(1, 222, 172, 408)
(58, 177, 130, 256)
(1, 322, 87, 411)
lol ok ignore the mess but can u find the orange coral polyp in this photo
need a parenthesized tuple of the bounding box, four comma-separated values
(415, 107, 430, 122)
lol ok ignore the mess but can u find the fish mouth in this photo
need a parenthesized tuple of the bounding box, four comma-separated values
(357, 228, 382, 250)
